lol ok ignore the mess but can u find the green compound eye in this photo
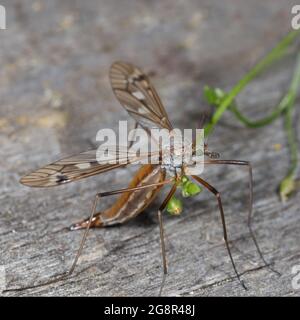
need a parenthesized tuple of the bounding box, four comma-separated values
(181, 178, 202, 198)
(166, 196, 183, 215)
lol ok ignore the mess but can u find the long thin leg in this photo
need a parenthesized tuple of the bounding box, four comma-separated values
(5, 179, 173, 292)
(158, 184, 178, 274)
(192, 175, 247, 290)
(202, 160, 280, 276)
(68, 179, 172, 278)
(157, 183, 177, 296)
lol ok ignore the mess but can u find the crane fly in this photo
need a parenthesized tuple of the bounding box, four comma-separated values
(14, 61, 278, 294)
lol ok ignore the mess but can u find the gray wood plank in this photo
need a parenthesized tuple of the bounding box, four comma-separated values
(0, 0, 299, 296)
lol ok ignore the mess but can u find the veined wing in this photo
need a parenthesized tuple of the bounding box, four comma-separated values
(110, 61, 173, 131)
(20, 147, 160, 188)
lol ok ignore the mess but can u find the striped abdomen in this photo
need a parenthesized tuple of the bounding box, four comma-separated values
(95, 164, 166, 227)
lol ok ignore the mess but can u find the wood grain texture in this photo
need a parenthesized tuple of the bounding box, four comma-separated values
(0, 0, 300, 296)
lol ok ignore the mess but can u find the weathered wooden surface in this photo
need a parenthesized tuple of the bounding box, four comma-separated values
(0, 0, 300, 296)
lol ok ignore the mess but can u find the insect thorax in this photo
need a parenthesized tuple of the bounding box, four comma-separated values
(160, 149, 191, 178)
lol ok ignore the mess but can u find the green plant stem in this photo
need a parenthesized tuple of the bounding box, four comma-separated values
(228, 52, 300, 129)
(231, 52, 300, 179)
(285, 106, 298, 177)
(228, 98, 289, 128)
(283, 52, 300, 179)
(204, 30, 300, 136)
(230, 52, 300, 201)
(217, 52, 300, 201)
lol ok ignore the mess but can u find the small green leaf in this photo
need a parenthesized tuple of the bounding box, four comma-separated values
(166, 196, 183, 215)
(181, 180, 202, 198)
(203, 86, 217, 104)
(279, 176, 296, 203)
(214, 88, 226, 100)
(204, 86, 226, 106)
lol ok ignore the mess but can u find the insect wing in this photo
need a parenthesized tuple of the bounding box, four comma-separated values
(20, 147, 159, 188)
(110, 61, 173, 131)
